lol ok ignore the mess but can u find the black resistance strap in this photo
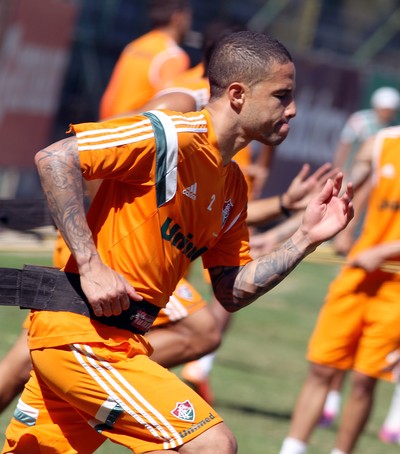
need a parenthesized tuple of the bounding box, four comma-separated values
(0, 265, 160, 335)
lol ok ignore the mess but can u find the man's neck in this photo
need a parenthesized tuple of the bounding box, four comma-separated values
(205, 103, 250, 166)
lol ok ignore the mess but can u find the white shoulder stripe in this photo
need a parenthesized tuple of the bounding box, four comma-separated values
(76, 118, 151, 138)
(172, 119, 207, 127)
(76, 112, 208, 153)
(173, 127, 208, 133)
(78, 125, 154, 145)
(78, 132, 154, 151)
(170, 113, 205, 122)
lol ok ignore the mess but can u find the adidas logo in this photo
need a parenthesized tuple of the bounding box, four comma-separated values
(183, 182, 197, 200)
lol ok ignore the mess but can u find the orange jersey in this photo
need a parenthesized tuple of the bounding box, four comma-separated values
(28, 109, 251, 350)
(349, 126, 400, 259)
(308, 127, 400, 380)
(100, 30, 190, 119)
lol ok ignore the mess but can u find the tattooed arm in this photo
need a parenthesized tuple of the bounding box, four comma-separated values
(209, 174, 354, 312)
(35, 137, 142, 317)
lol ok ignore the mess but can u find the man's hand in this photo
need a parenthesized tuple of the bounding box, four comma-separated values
(348, 242, 400, 273)
(79, 259, 143, 317)
(300, 173, 354, 247)
(348, 248, 384, 272)
(281, 163, 339, 211)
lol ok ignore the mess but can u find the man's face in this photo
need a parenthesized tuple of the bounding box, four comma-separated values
(241, 61, 296, 146)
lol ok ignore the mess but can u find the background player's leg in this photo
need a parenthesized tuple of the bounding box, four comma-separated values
(0, 329, 31, 413)
(147, 306, 221, 369)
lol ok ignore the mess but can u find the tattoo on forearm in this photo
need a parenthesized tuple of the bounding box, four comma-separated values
(36, 138, 94, 259)
(212, 238, 305, 312)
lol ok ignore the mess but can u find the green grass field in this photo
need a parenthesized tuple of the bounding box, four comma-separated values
(0, 250, 398, 453)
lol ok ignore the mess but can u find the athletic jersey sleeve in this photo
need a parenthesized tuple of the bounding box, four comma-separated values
(69, 116, 156, 184)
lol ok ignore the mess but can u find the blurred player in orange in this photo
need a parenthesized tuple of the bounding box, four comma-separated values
(99, 0, 192, 119)
(319, 86, 400, 431)
(280, 126, 400, 454)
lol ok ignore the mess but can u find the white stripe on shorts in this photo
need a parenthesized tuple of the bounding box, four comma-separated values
(70, 343, 183, 450)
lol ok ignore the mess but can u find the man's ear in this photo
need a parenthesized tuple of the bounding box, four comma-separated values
(228, 83, 246, 110)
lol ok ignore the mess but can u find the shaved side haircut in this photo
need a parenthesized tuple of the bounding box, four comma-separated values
(208, 31, 293, 100)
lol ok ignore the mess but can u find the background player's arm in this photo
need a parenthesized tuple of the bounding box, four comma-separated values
(139, 91, 196, 113)
(332, 135, 374, 255)
(247, 162, 336, 226)
(249, 212, 304, 257)
(209, 175, 353, 312)
(108, 91, 197, 119)
(245, 143, 274, 198)
(349, 135, 374, 189)
(348, 241, 400, 272)
(35, 137, 142, 317)
(333, 140, 352, 169)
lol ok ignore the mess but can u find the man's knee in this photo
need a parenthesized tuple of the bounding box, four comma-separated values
(350, 371, 377, 396)
(308, 362, 341, 383)
(179, 423, 237, 453)
(205, 423, 237, 453)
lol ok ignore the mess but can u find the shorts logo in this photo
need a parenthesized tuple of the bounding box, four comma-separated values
(171, 400, 195, 422)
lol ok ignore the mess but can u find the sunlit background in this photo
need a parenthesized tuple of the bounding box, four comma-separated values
(1, 0, 400, 198)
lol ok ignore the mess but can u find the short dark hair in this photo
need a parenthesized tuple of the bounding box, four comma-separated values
(202, 20, 246, 75)
(148, 0, 190, 28)
(208, 31, 293, 100)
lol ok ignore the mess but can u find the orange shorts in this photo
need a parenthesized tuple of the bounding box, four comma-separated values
(152, 278, 207, 328)
(3, 342, 222, 453)
(308, 266, 400, 381)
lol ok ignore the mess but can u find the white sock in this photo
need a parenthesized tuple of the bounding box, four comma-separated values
(279, 437, 307, 454)
(331, 449, 347, 454)
(382, 383, 400, 431)
(324, 390, 341, 416)
(196, 353, 216, 376)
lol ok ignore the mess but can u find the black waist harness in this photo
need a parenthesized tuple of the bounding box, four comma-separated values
(0, 265, 160, 335)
